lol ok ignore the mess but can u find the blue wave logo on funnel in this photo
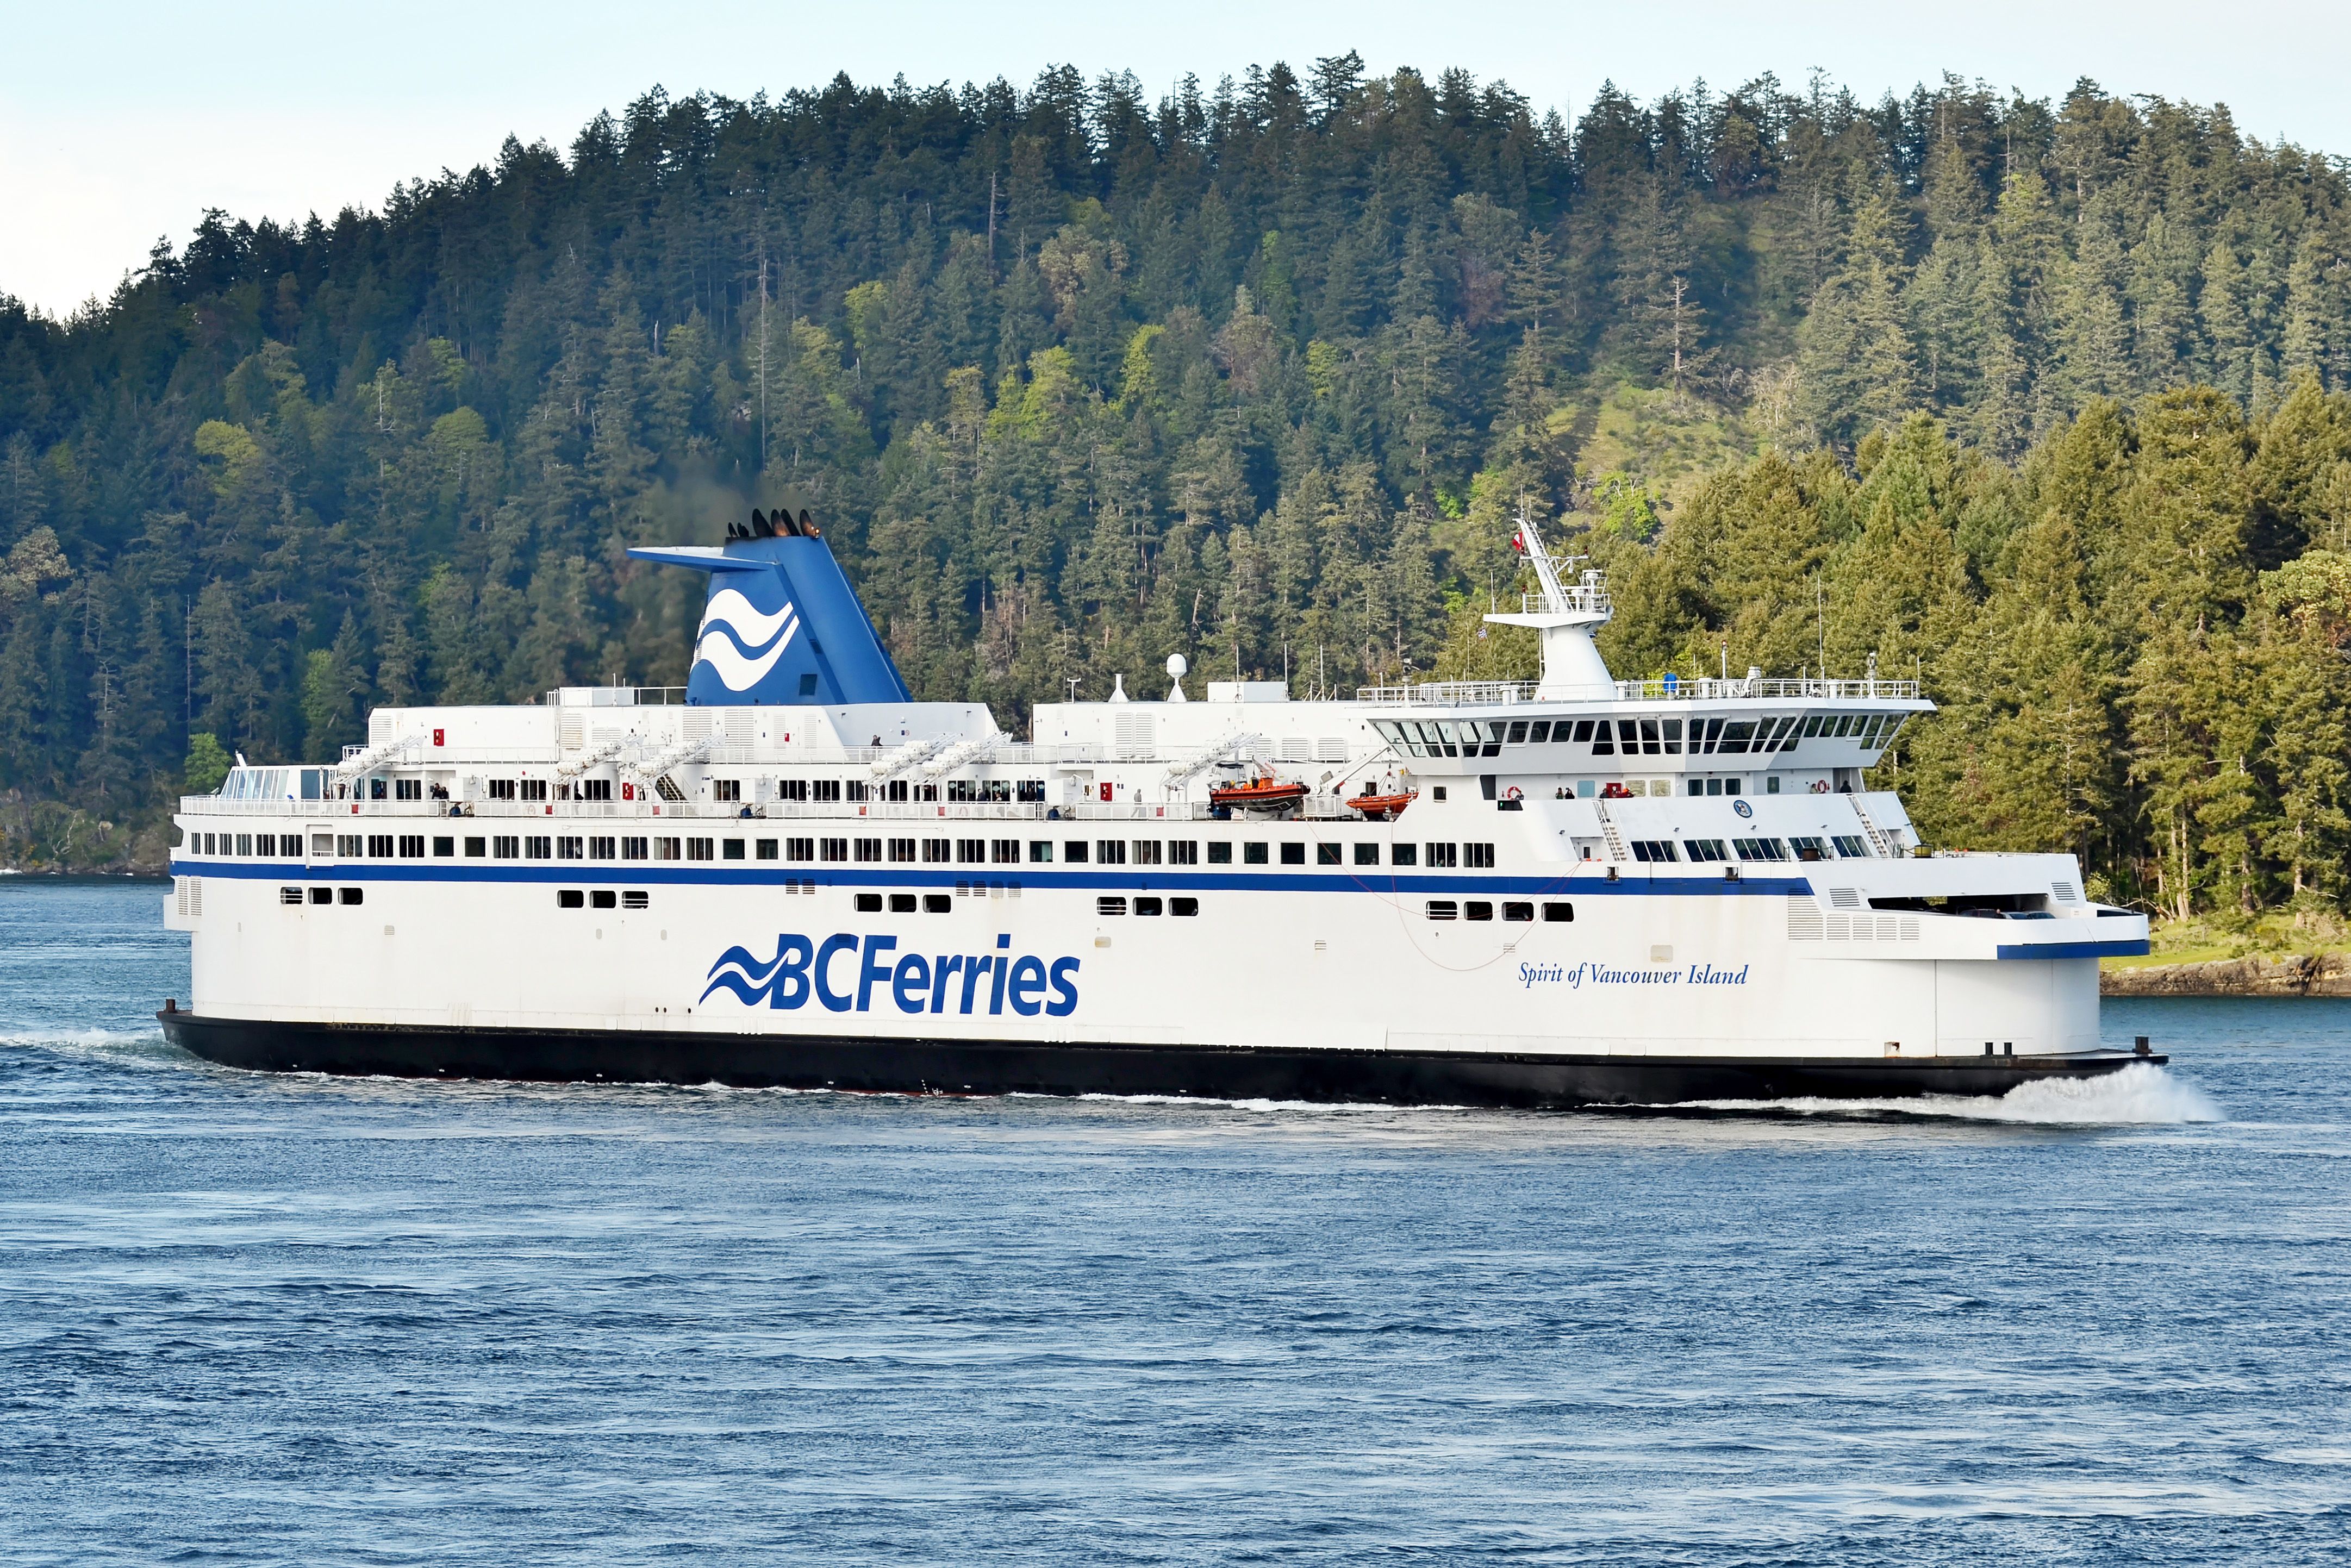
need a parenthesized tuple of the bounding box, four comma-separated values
(627, 499, 911, 707)
(694, 586, 801, 693)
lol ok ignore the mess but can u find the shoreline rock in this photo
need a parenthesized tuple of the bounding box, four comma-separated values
(2102, 952, 2351, 997)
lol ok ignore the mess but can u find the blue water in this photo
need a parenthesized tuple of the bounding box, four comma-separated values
(1, 882, 2344, 1564)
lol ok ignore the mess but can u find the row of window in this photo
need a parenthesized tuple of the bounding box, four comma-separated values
(1630, 834, 1870, 864)
(201, 830, 1510, 870)
(554, 890, 652, 909)
(277, 886, 364, 905)
(1427, 901, 1574, 922)
(1374, 714, 1906, 760)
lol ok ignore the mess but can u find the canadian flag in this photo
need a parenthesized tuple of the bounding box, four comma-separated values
(1510, 530, 1526, 554)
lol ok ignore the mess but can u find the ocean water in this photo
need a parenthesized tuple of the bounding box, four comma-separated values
(1, 881, 2344, 1565)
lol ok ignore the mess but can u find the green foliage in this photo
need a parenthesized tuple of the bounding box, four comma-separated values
(4, 66, 2351, 884)
(184, 734, 230, 794)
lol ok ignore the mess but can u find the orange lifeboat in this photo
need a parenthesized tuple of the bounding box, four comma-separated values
(1344, 788, 1417, 822)
(1209, 776, 1310, 815)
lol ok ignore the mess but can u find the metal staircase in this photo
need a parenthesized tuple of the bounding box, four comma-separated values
(1592, 799, 1630, 862)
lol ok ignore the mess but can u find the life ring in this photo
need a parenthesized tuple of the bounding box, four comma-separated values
(1504, 785, 1523, 802)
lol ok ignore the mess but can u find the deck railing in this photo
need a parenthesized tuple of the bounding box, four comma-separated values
(178, 797, 1358, 823)
(1355, 676, 1923, 705)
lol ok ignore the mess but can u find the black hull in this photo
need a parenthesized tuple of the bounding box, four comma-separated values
(157, 1012, 2161, 1109)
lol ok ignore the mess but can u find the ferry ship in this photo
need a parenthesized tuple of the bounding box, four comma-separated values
(159, 496, 2159, 1106)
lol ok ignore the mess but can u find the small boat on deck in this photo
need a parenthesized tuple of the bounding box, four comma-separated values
(1344, 788, 1417, 821)
(1208, 775, 1309, 815)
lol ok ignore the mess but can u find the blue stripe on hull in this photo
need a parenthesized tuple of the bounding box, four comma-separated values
(1995, 939, 2150, 960)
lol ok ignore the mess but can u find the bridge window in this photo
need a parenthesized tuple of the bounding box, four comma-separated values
(1733, 838, 1789, 861)
(1832, 835, 1870, 858)
(1526, 721, 1551, 743)
(1684, 839, 1729, 863)
(1630, 840, 1679, 863)
(1506, 721, 1527, 744)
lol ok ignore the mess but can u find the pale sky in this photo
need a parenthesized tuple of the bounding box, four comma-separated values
(5, 1, 2346, 318)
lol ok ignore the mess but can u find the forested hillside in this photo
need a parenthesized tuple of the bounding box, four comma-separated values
(4, 60, 2351, 919)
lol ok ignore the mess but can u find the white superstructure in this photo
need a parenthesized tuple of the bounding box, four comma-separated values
(161, 505, 2155, 1105)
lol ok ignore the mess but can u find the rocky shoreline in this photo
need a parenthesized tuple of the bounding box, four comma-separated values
(2102, 953, 2351, 997)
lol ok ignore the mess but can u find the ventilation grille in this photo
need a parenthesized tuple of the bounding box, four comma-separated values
(177, 877, 202, 917)
(1829, 888, 1863, 910)
(1787, 895, 1824, 940)
(2053, 881, 2080, 905)
(368, 712, 394, 745)
(560, 716, 584, 749)
(684, 710, 713, 741)
(1280, 736, 1310, 762)
(1114, 714, 1155, 758)
(1314, 737, 1350, 762)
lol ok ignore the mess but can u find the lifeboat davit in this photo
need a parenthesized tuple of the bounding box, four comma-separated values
(1209, 777, 1309, 815)
(1344, 789, 1417, 822)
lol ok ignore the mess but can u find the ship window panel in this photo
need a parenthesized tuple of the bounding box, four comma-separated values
(365, 834, 391, 858)
(255, 834, 275, 857)
(395, 778, 422, 801)
(1703, 718, 1725, 753)
(1779, 720, 1804, 752)
(855, 893, 883, 913)
(1880, 716, 1907, 747)
(234, 834, 252, 857)
(712, 779, 741, 803)
(1097, 896, 1128, 916)
(855, 838, 883, 863)
(1630, 840, 1679, 863)
(1663, 718, 1683, 754)
(1685, 839, 1730, 863)
(464, 836, 488, 858)
(920, 838, 950, 864)
(686, 838, 714, 862)
(434, 836, 456, 858)
(309, 887, 332, 905)
(339, 888, 363, 905)
(370, 779, 388, 801)
(621, 838, 649, 862)
(494, 836, 521, 860)
(1132, 840, 1162, 866)
(1134, 896, 1163, 916)
(1503, 902, 1534, 922)
(1617, 720, 1640, 752)
(488, 779, 515, 801)
(1095, 840, 1126, 865)
(924, 894, 951, 913)
(521, 834, 550, 859)
(1718, 720, 1756, 754)
(1801, 715, 1823, 738)
(1527, 721, 1551, 744)
(521, 779, 548, 802)
(1832, 835, 1870, 858)
(991, 839, 1020, 864)
(1571, 720, 1595, 745)
(1244, 842, 1269, 865)
(1507, 721, 1529, 744)
(1639, 718, 1662, 754)
(756, 839, 779, 861)
(812, 780, 842, 804)
(1589, 722, 1613, 755)
(1465, 844, 1496, 869)
(1724, 778, 1741, 795)
(1065, 841, 1090, 864)
(588, 836, 615, 860)
(279, 886, 303, 905)
(1542, 902, 1575, 923)
(1169, 841, 1199, 866)
(1688, 778, 1705, 797)
(777, 779, 807, 803)
(1354, 843, 1377, 866)
(1029, 841, 1053, 863)
(1830, 714, 1854, 738)
(821, 838, 850, 863)
(557, 890, 584, 909)
(1860, 716, 1887, 748)
(400, 835, 426, 858)
(1280, 842, 1305, 865)
(1426, 843, 1458, 869)
(890, 892, 917, 913)
(888, 838, 915, 864)
(787, 838, 814, 863)
(1790, 836, 1828, 861)
(1425, 900, 1458, 921)
(1171, 896, 1200, 916)
(591, 890, 616, 909)
(723, 839, 745, 861)
(622, 892, 648, 910)
(1464, 901, 1494, 921)
(653, 838, 682, 863)
(1318, 843, 1342, 866)
(1391, 844, 1417, 866)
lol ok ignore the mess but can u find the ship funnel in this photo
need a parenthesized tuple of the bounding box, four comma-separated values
(627, 490, 912, 707)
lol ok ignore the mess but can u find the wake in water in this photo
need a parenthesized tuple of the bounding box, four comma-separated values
(1670, 1063, 2223, 1126)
